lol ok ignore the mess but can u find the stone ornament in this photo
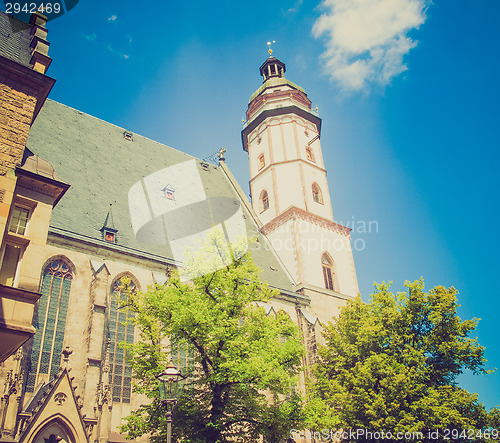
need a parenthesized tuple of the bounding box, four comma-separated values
(54, 392, 67, 406)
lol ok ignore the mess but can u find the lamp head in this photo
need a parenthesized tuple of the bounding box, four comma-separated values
(157, 362, 185, 401)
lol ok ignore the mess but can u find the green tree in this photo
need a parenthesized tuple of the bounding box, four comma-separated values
(119, 234, 304, 443)
(306, 279, 496, 442)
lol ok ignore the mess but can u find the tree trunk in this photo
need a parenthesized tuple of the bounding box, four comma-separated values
(204, 384, 225, 443)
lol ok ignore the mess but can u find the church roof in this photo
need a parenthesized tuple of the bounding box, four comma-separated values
(26, 100, 297, 292)
(0, 12, 33, 68)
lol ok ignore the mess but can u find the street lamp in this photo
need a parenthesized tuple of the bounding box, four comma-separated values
(156, 361, 185, 443)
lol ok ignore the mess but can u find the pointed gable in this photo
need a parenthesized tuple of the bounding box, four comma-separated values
(90, 259, 109, 276)
(18, 369, 91, 443)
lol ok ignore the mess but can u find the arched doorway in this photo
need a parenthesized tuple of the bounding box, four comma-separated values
(31, 419, 75, 443)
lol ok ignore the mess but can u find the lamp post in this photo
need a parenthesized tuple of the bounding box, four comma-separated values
(156, 362, 185, 443)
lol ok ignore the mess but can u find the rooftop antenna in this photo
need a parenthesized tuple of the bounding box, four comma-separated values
(267, 40, 276, 57)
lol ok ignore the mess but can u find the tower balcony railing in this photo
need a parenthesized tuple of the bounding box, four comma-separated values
(244, 97, 319, 129)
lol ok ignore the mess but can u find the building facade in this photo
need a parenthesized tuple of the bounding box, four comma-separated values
(0, 12, 358, 443)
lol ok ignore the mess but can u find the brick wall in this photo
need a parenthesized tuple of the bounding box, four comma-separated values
(0, 52, 54, 239)
(0, 77, 38, 176)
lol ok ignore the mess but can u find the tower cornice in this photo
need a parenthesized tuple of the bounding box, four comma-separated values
(241, 105, 322, 152)
(246, 88, 311, 121)
(249, 159, 326, 184)
(260, 206, 351, 238)
(248, 76, 305, 103)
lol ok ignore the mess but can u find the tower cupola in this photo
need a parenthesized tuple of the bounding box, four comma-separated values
(259, 57, 286, 82)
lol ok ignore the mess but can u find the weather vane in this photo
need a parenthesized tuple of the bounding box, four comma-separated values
(267, 40, 276, 56)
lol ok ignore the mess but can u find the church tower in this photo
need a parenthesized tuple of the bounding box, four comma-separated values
(242, 53, 359, 320)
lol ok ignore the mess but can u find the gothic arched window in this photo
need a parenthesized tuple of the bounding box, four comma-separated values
(312, 183, 323, 204)
(26, 258, 74, 392)
(108, 275, 137, 404)
(321, 253, 337, 292)
(260, 190, 269, 213)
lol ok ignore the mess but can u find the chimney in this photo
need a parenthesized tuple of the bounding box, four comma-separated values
(29, 12, 52, 74)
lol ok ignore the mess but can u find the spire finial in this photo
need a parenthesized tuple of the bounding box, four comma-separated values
(102, 204, 115, 230)
(267, 40, 276, 56)
(218, 148, 226, 161)
(103, 339, 111, 374)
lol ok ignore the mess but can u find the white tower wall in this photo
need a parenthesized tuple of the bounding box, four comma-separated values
(242, 56, 359, 323)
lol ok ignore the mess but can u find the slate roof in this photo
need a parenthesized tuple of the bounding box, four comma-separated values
(26, 100, 296, 291)
(0, 12, 33, 68)
(23, 379, 52, 413)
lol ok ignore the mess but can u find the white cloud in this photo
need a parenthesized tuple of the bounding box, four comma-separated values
(83, 33, 97, 42)
(287, 0, 303, 13)
(312, 0, 427, 91)
(82, 32, 129, 59)
(106, 43, 130, 60)
(108, 14, 117, 21)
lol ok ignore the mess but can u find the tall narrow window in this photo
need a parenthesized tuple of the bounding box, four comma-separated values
(258, 154, 265, 170)
(322, 253, 337, 292)
(26, 259, 73, 392)
(9, 206, 30, 235)
(0, 243, 22, 286)
(312, 183, 323, 204)
(306, 147, 315, 162)
(260, 190, 269, 212)
(108, 275, 137, 404)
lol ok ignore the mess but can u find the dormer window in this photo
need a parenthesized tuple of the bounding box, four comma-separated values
(101, 227, 117, 243)
(100, 204, 118, 243)
(162, 184, 175, 200)
(105, 232, 115, 242)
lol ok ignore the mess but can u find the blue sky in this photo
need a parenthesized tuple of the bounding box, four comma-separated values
(17, 0, 500, 408)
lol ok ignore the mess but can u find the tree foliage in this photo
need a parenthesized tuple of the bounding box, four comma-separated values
(306, 279, 497, 442)
(119, 234, 304, 443)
